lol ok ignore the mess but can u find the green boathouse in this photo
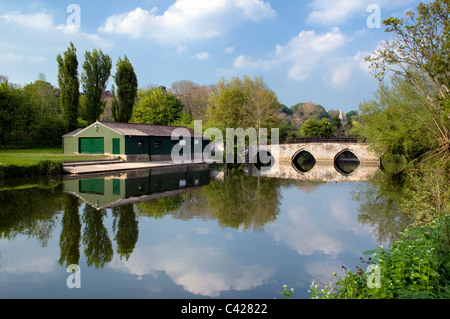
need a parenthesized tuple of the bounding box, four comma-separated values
(62, 121, 207, 162)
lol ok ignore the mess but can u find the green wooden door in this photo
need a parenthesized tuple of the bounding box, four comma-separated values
(112, 138, 120, 155)
(79, 178, 105, 194)
(79, 138, 104, 154)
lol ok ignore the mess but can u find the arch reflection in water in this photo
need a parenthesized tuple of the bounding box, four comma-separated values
(292, 150, 316, 173)
(334, 150, 360, 176)
(380, 153, 407, 175)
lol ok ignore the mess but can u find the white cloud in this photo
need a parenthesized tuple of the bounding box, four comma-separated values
(306, 0, 419, 26)
(330, 61, 354, 89)
(109, 243, 274, 297)
(225, 46, 235, 54)
(233, 55, 277, 71)
(233, 27, 348, 81)
(194, 51, 210, 60)
(99, 0, 276, 44)
(0, 11, 53, 29)
(307, 0, 363, 25)
(0, 10, 114, 85)
(0, 11, 114, 49)
(327, 50, 373, 89)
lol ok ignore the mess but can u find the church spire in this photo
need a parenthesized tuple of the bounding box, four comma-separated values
(339, 109, 346, 125)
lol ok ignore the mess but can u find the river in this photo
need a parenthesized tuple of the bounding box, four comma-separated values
(0, 160, 412, 299)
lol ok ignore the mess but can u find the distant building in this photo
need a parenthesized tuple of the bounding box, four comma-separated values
(339, 109, 346, 125)
(62, 121, 208, 162)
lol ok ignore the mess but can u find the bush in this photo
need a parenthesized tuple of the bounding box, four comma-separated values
(309, 216, 450, 299)
(0, 160, 62, 178)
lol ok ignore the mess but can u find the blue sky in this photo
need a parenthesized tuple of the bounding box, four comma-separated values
(0, 0, 425, 113)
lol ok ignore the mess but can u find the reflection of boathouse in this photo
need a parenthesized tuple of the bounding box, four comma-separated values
(63, 164, 210, 210)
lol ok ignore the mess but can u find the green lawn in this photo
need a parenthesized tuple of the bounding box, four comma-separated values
(0, 148, 109, 165)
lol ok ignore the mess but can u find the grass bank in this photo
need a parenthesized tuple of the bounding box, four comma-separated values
(0, 148, 108, 178)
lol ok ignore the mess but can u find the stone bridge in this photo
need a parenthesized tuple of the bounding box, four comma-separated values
(261, 141, 379, 164)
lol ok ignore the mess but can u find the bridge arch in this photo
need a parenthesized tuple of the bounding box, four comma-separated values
(251, 147, 275, 173)
(265, 141, 379, 167)
(291, 148, 316, 174)
(333, 148, 361, 176)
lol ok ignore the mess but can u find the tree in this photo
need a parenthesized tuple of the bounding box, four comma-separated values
(131, 87, 183, 125)
(57, 42, 80, 132)
(207, 76, 281, 131)
(292, 102, 328, 122)
(207, 85, 246, 130)
(0, 82, 21, 146)
(22, 80, 64, 147)
(169, 80, 215, 120)
(111, 56, 138, 123)
(300, 118, 335, 137)
(346, 110, 358, 123)
(365, 0, 450, 165)
(81, 48, 112, 125)
(353, 76, 435, 161)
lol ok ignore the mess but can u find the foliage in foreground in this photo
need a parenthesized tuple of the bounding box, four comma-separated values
(308, 215, 449, 299)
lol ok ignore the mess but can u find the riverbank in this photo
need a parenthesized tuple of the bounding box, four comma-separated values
(308, 167, 450, 299)
(0, 148, 108, 178)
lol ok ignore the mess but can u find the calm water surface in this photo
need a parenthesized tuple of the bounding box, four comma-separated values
(0, 162, 411, 299)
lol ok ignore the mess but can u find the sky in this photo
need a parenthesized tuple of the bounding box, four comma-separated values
(0, 0, 427, 113)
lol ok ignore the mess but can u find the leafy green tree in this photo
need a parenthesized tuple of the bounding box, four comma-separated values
(345, 110, 358, 123)
(111, 56, 138, 123)
(365, 0, 449, 165)
(131, 87, 183, 125)
(0, 82, 20, 146)
(208, 86, 246, 130)
(353, 76, 434, 161)
(300, 118, 335, 137)
(22, 80, 64, 147)
(81, 48, 112, 125)
(57, 42, 80, 133)
(207, 76, 281, 131)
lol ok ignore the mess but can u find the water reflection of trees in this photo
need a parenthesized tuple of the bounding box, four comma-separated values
(352, 171, 413, 245)
(0, 183, 62, 246)
(112, 204, 139, 261)
(1, 175, 282, 270)
(59, 193, 81, 267)
(1, 170, 417, 269)
(59, 198, 140, 268)
(82, 205, 113, 269)
(203, 175, 281, 231)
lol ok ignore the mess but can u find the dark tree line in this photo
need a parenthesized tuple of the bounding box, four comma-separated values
(0, 42, 139, 148)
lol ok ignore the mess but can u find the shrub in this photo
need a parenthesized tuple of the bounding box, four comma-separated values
(309, 216, 449, 299)
(0, 160, 62, 178)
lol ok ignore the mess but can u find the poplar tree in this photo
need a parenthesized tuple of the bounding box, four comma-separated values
(81, 49, 112, 125)
(57, 42, 79, 132)
(111, 56, 138, 123)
